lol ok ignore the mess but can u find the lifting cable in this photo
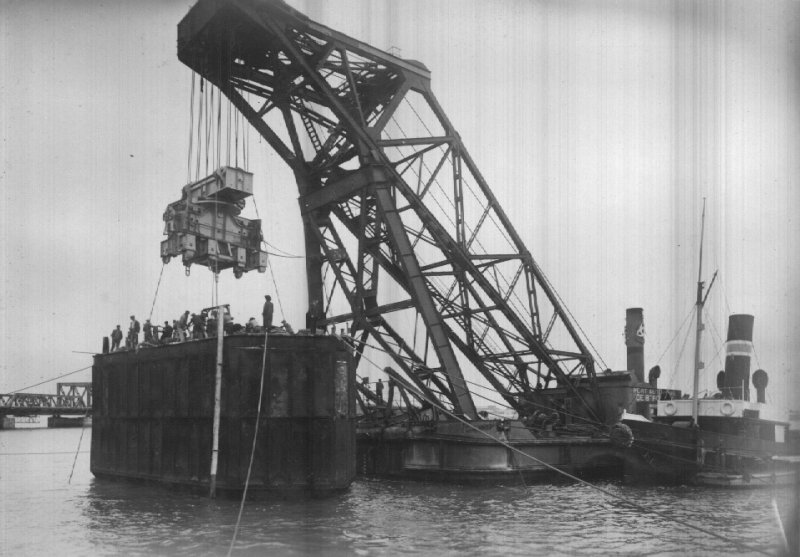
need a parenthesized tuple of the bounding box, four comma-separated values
(352, 346, 772, 557)
(148, 263, 166, 323)
(187, 72, 196, 183)
(267, 258, 286, 323)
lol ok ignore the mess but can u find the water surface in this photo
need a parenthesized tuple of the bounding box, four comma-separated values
(0, 428, 791, 555)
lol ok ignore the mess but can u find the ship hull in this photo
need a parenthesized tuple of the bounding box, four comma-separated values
(357, 420, 635, 484)
(624, 419, 797, 487)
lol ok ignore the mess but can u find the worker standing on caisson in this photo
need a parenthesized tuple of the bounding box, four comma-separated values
(262, 295, 274, 329)
(191, 313, 204, 339)
(178, 310, 190, 341)
(143, 319, 155, 344)
(128, 315, 140, 349)
(160, 321, 173, 342)
(110, 325, 123, 351)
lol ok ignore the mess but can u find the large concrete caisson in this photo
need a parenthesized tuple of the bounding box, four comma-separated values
(721, 314, 755, 400)
(91, 334, 356, 496)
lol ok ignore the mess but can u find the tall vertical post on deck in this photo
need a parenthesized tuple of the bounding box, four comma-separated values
(209, 303, 227, 498)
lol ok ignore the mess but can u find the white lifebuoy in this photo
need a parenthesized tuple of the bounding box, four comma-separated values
(664, 402, 677, 416)
(721, 401, 734, 416)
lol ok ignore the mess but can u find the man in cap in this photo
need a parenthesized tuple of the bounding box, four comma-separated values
(128, 315, 140, 349)
(160, 321, 173, 343)
(262, 295, 274, 329)
(110, 325, 123, 351)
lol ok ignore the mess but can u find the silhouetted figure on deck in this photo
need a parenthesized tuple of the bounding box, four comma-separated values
(191, 313, 205, 339)
(160, 321, 173, 342)
(143, 319, 155, 343)
(206, 311, 217, 337)
(375, 378, 384, 403)
(178, 311, 190, 341)
(128, 315, 140, 349)
(262, 295, 274, 329)
(110, 325, 123, 351)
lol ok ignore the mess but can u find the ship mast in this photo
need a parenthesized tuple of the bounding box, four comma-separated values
(691, 199, 717, 424)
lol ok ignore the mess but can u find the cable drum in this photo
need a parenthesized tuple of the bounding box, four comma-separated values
(609, 423, 634, 448)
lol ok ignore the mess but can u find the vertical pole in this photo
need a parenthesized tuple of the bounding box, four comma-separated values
(209, 302, 226, 498)
(691, 200, 707, 427)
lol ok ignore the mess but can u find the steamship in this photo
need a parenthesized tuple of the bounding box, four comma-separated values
(615, 204, 799, 486)
(622, 313, 797, 486)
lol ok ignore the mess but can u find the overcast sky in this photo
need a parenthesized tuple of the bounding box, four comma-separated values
(1, 0, 798, 414)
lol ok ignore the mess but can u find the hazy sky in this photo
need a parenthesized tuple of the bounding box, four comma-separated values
(1, 0, 798, 414)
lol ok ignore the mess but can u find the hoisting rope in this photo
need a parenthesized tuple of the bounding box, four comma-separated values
(187, 72, 196, 183)
(351, 345, 772, 556)
(266, 259, 286, 323)
(226, 327, 270, 557)
(148, 262, 166, 323)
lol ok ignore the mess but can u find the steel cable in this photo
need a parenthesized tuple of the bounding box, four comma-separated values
(227, 327, 270, 557)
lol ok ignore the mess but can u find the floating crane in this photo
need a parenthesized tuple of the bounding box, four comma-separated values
(176, 0, 603, 422)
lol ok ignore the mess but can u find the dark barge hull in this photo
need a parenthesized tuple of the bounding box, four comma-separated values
(48, 416, 91, 428)
(624, 419, 796, 486)
(91, 334, 356, 497)
(357, 420, 633, 484)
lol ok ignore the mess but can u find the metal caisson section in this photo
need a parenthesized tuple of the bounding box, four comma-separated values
(177, 0, 600, 420)
(91, 335, 356, 494)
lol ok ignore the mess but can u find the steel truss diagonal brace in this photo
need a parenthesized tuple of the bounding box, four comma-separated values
(371, 183, 477, 418)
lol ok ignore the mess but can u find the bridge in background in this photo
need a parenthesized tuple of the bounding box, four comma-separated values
(0, 382, 92, 418)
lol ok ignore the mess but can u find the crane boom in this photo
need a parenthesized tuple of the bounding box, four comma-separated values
(177, 0, 601, 420)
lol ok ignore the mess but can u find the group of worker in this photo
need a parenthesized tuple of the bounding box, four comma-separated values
(108, 295, 277, 352)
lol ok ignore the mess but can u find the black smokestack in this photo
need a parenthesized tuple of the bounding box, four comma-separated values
(722, 314, 754, 400)
(716, 370, 726, 391)
(625, 308, 645, 383)
(752, 369, 768, 403)
(648, 365, 661, 388)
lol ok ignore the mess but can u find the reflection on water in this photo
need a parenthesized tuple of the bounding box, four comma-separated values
(0, 428, 790, 556)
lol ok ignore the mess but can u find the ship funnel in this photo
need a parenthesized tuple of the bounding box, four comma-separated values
(716, 370, 725, 391)
(721, 314, 754, 400)
(625, 308, 645, 383)
(648, 365, 660, 388)
(752, 369, 768, 403)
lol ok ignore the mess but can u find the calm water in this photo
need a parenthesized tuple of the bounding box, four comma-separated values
(0, 427, 794, 556)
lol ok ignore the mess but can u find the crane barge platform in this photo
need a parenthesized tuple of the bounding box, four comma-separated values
(94, 0, 665, 493)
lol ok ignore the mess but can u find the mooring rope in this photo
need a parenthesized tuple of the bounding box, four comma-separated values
(227, 327, 270, 557)
(67, 410, 90, 484)
(9, 365, 92, 394)
(352, 344, 772, 556)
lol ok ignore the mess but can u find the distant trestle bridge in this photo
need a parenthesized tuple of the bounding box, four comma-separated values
(0, 383, 92, 417)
